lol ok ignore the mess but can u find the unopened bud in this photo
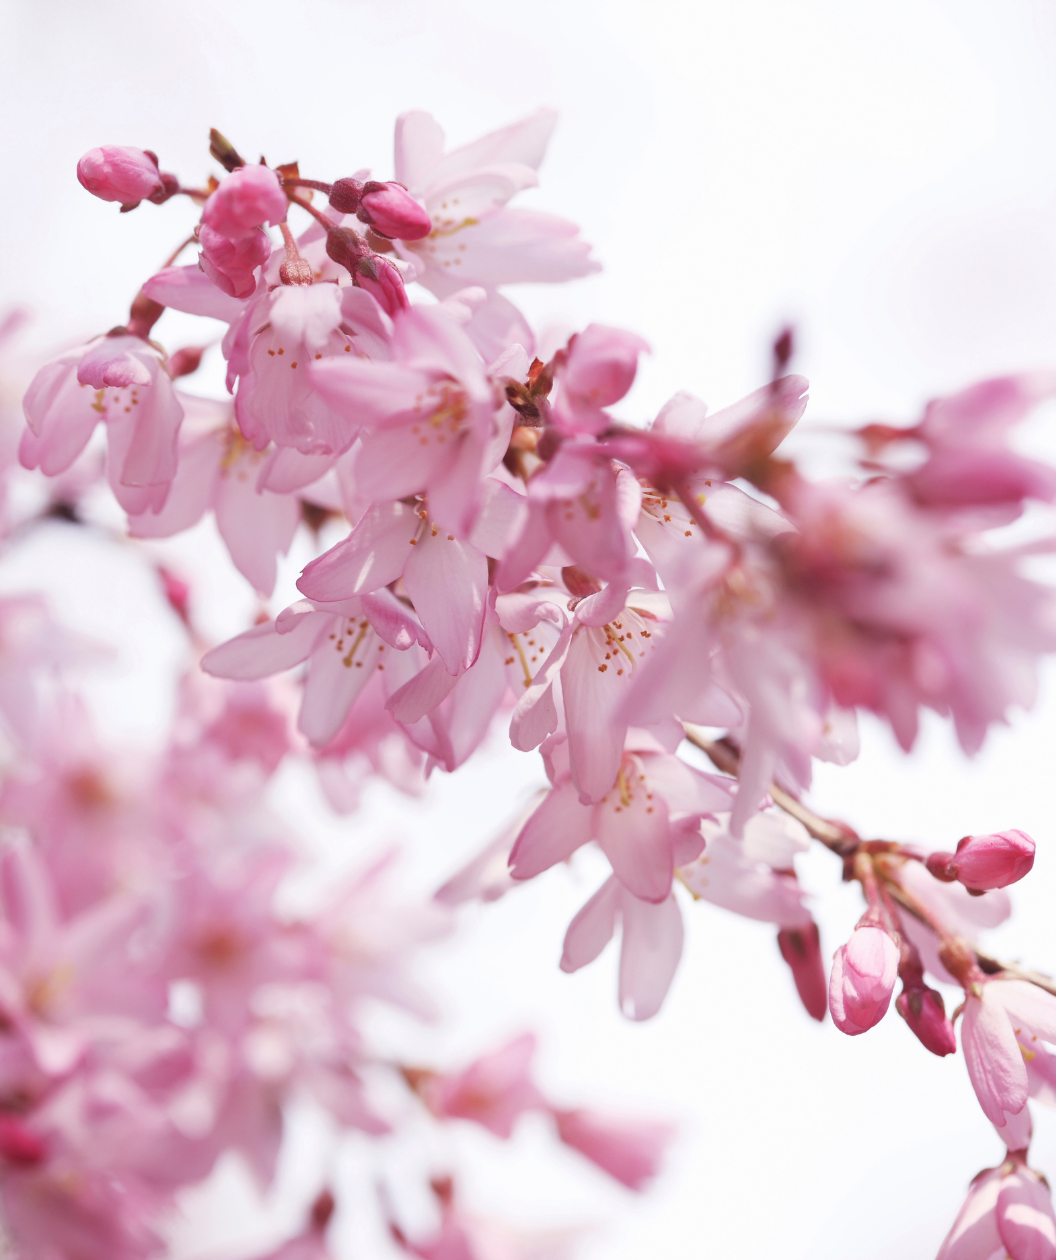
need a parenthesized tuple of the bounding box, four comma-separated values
(896, 982, 957, 1056)
(310, 1188, 335, 1232)
(328, 177, 365, 215)
(203, 166, 287, 239)
(354, 253, 409, 317)
(777, 922, 827, 1022)
(77, 145, 164, 205)
(325, 225, 370, 274)
(167, 346, 207, 379)
(0, 1116, 45, 1167)
(828, 924, 899, 1035)
(948, 830, 1036, 892)
(925, 851, 958, 882)
(279, 256, 314, 286)
(357, 180, 432, 240)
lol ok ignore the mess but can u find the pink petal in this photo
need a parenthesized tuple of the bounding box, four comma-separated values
(595, 784, 672, 903)
(508, 780, 589, 881)
(403, 531, 487, 675)
(386, 655, 460, 724)
(298, 501, 418, 601)
(619, 890, 684, 1021)
(201, 610, 328, 679)
(142, 264, 247, 322)
(962, 990, 1029, 1126)
(215, 462, 299, 596)
(300, 633, 378, 746)
(560, 877, 620, 973)
(990, 980, 1056, 1046)
(998, 1170, 1056, 1260)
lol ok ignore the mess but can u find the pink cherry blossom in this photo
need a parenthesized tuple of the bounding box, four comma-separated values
(20, 335, 183, 514)
(310, 304, 512, 535)
(828, 923, 899, 1035)
(550, 324, 650, 436)
(938, 1158, 1056, 1260)
(77, 145, 163, 204)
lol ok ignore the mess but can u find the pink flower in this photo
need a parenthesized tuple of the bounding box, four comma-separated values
(201, 594, 430, 746)
(550, 1108, 673, 1191)
(560, 876, 684, 1021)
(961, 979, 1056, 1127)
(828, 924, 899, 1035)
(20, 335, 184, 514)
(509, 746, 732, 901)
(309, 305, 511, 535)
(417, 1034, 545, 1137)
(392, 109, 599, 295)
(938, 1158, 1056, 1260)
(232, 282, 392, 455)
(927, 830, 1036, 892)
(77, 146, 163, 205)
(202, 165, 287, 239)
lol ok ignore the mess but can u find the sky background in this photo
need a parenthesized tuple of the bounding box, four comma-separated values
(4, 1, 1056, 1257)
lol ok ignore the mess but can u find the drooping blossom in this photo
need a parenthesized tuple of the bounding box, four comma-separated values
(937, 1156, 1056, 1260)
(828, 923, 899, 1036)
(961, 979, 1056, 1128)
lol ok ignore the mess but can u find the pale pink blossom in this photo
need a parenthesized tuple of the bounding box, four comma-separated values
(828, 923, 899, 1035)
(938, 1158, 1056, 1260)
(77, 145, 164, 205)
(550, 324, 650, 437)
(20, 335, 183, 513)
(310, 305, 512, 535)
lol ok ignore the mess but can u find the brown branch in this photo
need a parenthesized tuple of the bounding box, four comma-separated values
(682, 721, 1056, 997)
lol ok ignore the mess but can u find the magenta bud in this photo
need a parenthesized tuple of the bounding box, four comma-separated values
(202, 166, 287, 239)
(328, 178, 365, 215)
(896, 984, 957, 1056)
(167, 346, 206, 379)
(0, 1116, 45, 1167)
(947, 830, 1035, 892)
(354, 254, 410, 317)
(77, 145, 164, 205)
(828, 924, 899, 1035)
(925, 851, 958, 882)
(356, 181, 432, 240)
(325, 225, 370, 275)
(777, 922, 827, 1022)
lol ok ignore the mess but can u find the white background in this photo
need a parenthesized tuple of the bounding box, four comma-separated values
(4, 2, 1056, 1257)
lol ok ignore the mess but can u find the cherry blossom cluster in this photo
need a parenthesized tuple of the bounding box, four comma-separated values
(15, 109, 1056, 1257)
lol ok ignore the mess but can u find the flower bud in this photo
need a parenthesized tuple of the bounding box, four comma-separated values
(77, 145, 163, 205)
(198, 224, 270, 299)
(324, 225, 370, 273)
(896, 982, 957, 1056)
(777, 922, 827, 1022)
(0, 1116, 45, 1167)
(949, 830, 1036, 892)
(202, 165, 287, 239)
(328, 177, 364, 215)
(828, 924, 899, 1035)
(356, 181, 432, 240)
(354, 254, 410, 318)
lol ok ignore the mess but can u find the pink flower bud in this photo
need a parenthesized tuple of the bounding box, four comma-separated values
(551, 1108, 673, 1191)
(828, 924, 899, 1035)
(202, 165, 287, 239)
(564, 324, 648, 411)
(77, 145, 163, 205)
(0, 1116, 45, 1167)
(354, 254, 410, 318)
(949, 830, 1036, 892)
(896, 982, 957, 1056)
(777, 922, 827, 1022)
(198, 223, 270, 298)
(356, 181, 432, 240)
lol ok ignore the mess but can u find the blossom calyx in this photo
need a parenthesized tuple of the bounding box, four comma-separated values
(279, 255, 314, 286)
(77, 145, 165, 207)
(926, 830, 1035, 892)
